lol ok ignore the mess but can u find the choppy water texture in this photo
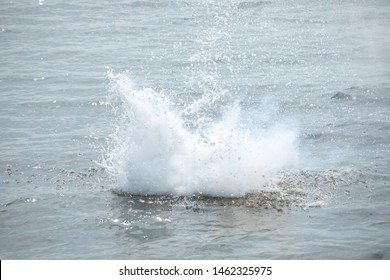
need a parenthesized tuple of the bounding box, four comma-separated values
(1, 0, 390, 259)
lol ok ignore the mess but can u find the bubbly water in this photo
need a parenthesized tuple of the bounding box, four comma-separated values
(1, 0, 390, 259)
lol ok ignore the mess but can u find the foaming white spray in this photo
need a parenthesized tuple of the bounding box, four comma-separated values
(102, 71, 298, 197)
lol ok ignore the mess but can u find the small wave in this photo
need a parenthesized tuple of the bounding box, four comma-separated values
(234, 1, 271, 10)
(272, 17, 329, 25)
(3, 197, 37, 207)
(129, 0, 174, 8)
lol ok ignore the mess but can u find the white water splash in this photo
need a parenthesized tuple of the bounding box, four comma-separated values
(102, 71, 298, 197)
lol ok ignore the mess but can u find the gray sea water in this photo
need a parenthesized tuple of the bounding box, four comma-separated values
(1, 0, 390, 259)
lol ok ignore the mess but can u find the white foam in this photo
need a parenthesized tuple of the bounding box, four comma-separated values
(102, 71, 298, 197)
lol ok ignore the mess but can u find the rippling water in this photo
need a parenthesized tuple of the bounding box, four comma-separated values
(1, 0, 389, 259)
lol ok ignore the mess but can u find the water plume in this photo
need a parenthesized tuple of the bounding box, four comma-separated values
(101, 70, 298, 197)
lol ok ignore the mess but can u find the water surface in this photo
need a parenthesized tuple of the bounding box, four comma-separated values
(1, 0, 389, 259)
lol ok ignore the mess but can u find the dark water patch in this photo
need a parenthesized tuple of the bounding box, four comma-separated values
(110, 168, 368, 214)
(331, 86, 381, 102)
(359, 249, 390, 260)
(112, 188, 306, 213)
(303, 132, 326, 140)
(331, 91, 354, 100)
